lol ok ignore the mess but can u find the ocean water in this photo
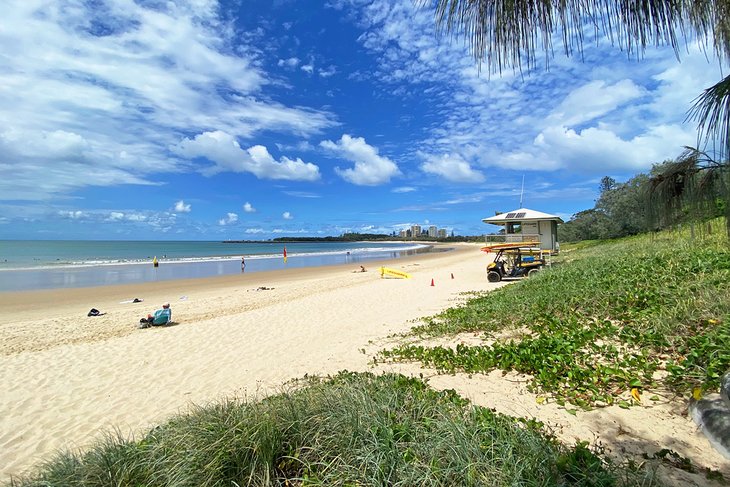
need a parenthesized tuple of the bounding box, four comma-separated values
(0, 240, 432, 292)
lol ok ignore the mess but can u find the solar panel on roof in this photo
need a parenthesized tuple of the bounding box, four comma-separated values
(505, 212, 516, 218)
(515, 212, 526, 218)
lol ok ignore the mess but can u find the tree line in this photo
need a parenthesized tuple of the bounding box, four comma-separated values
(559, 150, 728, 242)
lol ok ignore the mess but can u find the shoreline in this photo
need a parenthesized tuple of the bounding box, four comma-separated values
(0, 242, 436, 293)
(0, 243, 456, 316)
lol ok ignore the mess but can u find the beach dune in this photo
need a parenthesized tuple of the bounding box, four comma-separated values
(1, 244, 728, 485)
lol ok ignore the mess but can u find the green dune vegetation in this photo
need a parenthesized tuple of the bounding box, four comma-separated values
(382, 222, 730, 410)
(9, 373, 660, 487)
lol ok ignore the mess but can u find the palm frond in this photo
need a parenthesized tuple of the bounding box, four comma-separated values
(688, 74, 730, 161)
(426, 0, 709, 73)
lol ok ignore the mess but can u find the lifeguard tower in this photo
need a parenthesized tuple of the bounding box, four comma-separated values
(482, 208, 563, 252)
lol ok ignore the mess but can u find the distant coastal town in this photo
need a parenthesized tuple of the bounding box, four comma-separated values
(396, 224, 451, 239)
(221, 225, 486, 244)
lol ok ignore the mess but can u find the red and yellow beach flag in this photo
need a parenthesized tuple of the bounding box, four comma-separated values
(283, 246, 288, 263)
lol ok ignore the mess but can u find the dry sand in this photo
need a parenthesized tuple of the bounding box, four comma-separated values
(0, 243, 727, 485)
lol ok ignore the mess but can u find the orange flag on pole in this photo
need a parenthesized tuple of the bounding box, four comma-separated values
(283, 246, 287, 263)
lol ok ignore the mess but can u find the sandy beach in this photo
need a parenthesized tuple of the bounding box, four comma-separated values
(1, 243, 727, 485)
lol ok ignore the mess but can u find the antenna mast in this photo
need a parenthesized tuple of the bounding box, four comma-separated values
(519, 174, 525, 207)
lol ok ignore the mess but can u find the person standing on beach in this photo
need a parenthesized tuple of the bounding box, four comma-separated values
(241, 256, 246, 272)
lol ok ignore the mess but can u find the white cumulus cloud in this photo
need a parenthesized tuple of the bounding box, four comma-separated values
(278, 57, 300, 68)
(549, 80, 645, 127)
(319, 65, 337, 77)
(532, 123, 695, 172)
(282, 211, 293, 220)
(243, 202, 256, 213)
(321, 134, 400, 185)
(421, 154, 485, 183)
(59, 210, 86, 219)
(174, 200, 191, 213)
(219, 212, 238, 225)
(173, 131, 321, 181)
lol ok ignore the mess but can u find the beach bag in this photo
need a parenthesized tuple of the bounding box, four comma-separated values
(88, 308, 101, 317)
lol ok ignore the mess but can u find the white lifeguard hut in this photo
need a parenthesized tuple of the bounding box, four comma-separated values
(482, 208, 563, 252)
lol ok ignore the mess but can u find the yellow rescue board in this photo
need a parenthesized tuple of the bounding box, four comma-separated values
(380, 267, 411, 279)
(480, 242, 541, 253)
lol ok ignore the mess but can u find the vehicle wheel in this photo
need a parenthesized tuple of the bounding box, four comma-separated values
(527, 268, 540, 278)
(487, 271, 501, 283)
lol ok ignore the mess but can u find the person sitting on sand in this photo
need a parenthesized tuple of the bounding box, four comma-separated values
(140, 303, 171, 327)
(352, 265, 367, 273)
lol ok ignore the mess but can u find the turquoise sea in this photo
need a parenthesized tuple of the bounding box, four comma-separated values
(0, 240, 432, 292)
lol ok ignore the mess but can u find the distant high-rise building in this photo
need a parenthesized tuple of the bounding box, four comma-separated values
(428, 226, 437, 237)
(437, 229, 447, 238)
(411, 225, 421, 238)
(399, 229, 408, 238)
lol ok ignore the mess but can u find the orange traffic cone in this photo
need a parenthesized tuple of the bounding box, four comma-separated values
(430, 278, 435, 286)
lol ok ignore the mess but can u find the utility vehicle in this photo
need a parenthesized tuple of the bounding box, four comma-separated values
(481, 242, 546, 282)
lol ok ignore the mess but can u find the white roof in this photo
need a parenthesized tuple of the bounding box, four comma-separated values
(482, 207, 564, 225)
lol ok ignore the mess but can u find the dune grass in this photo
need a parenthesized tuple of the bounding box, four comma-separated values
(381, 224, 730, 409)
(8, 372, 658, 487)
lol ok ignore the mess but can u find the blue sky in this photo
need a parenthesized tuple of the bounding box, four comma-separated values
(0, 0, 723, 240)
